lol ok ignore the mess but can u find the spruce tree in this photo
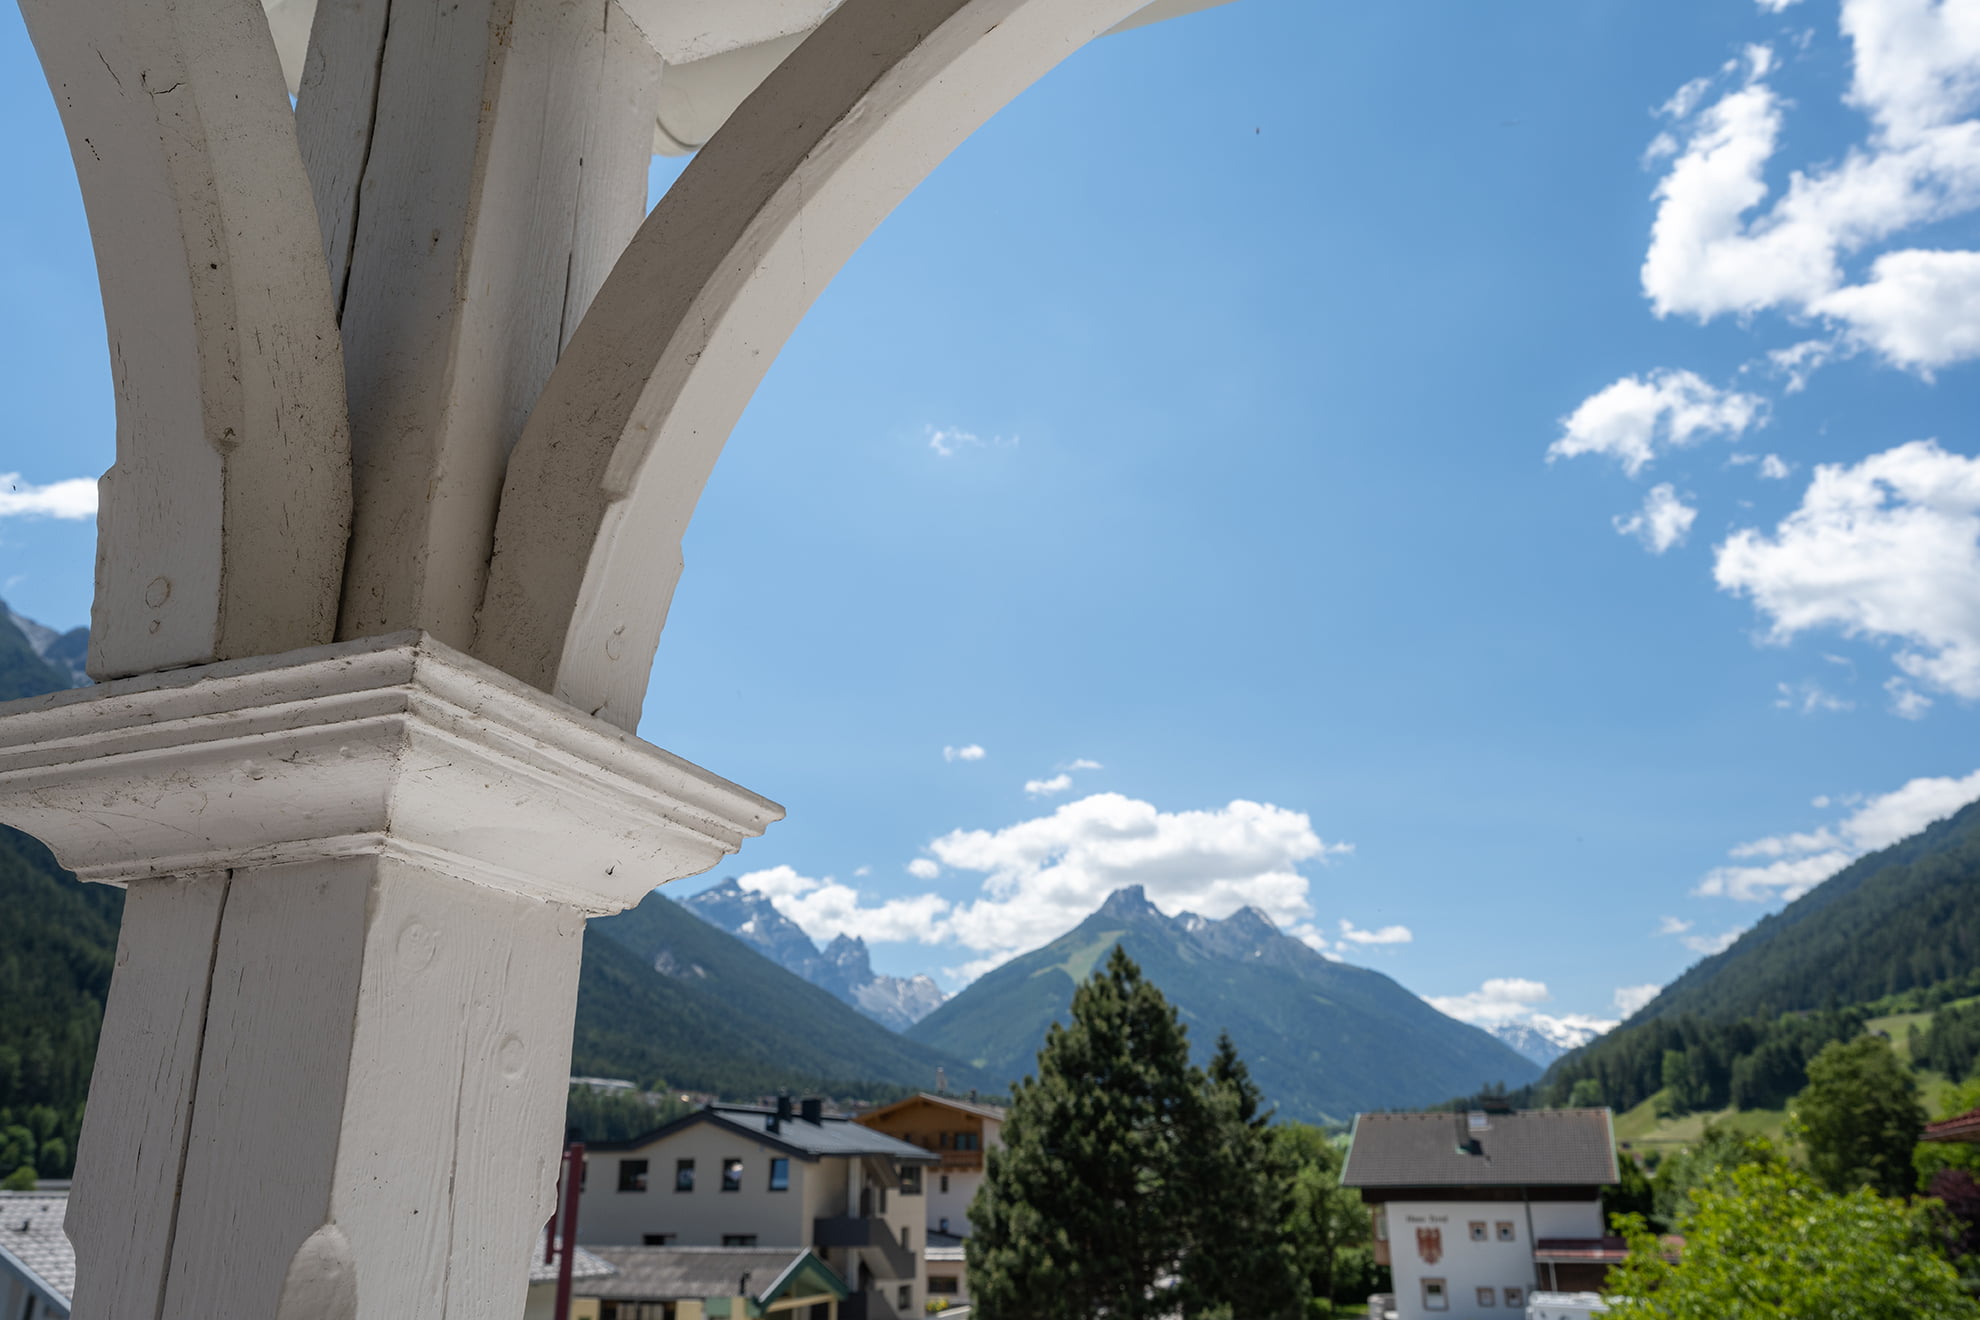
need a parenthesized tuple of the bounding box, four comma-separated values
(968, 947, 1205, 1319)
(1181, 1033, 1306, 1319)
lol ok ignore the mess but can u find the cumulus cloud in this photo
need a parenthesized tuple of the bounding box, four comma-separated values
(1698, 764, 1980, 900)
(1639, 11, 1980, 371)
(1338, 919, 1414, 946)
(1760, 453, 1794, 480)
(0, 473, 96, 520)
(1428, 977, 1554, 1026)
(1615, 483, 1700, 553)
(929, 792, 1350, 969)
(1656, 916, 1695, 936)
(1757, 0, 1805, 10)
(1683, 926, 1749, 955)
(943, 744, 986, 763)
(1716, 440, 1980, 700)
(1614, 984, 1662, 1016)
(1067, 758, 1104, 772)
(1551, 370, 1765, 476)
(736, 866, 950, 944)
(1024, 774, 1073, 797)
(906, 858, 941, 880)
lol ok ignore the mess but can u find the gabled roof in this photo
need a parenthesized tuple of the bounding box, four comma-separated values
(858, 1092, 1007, 1125)
(1925, 1106, 1980, 1143)
(583, 1245, 848, 1314)
(0, 1191, 74, 1306)
(588, 1104, 938, 1163)
(1340, 1110, 1618, 1188)
(528, 1230, 618, 1285)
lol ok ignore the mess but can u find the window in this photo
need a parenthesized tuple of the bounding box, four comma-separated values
(1468, 1221, 1487, 1242)
(1497, 1221, 1516, 1242)
(938, 1132, 951, 1149)
(929, 1277, 960, 1296)
(768, 1158, 790, 1192)
(617, 1159, 649, 1193)
(674, 1159, 694, 1192)
(939, 1175, 950, 1194)
(1371, 1207, 1388, 1242)
(901, 1225, 913, 1251)
(897, 1285, 912, 1310)
(1421, 1279, 1448, 1312)
(642, 1233, 675, 1246)
(1504, 1288, 1524, 1307)
(954, 1132, 979, 1151)
(899, 1166, 922, 1195)
(1476, 1287, 1497, 1307)
(722, 1234, 758, 1247)
(938, 1217, 950, 1235)
(721, 1158, 743, 1192)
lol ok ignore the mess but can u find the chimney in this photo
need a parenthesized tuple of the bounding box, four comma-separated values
(776, 1094, 793, 1129)
(800, 1097, 824, 1125)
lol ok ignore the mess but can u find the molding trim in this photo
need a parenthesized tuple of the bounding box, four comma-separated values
(0, 632, 781, 910)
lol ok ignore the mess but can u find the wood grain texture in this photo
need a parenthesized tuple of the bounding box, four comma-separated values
(335, 0, 634, 654)
(293, 0, 391, 310)
(20, 0, 351, 681)
(64, 874, 229, 1320)
(474, 0, 1147, 729)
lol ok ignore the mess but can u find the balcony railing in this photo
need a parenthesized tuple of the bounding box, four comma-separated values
(815, 1214, 917, 1278)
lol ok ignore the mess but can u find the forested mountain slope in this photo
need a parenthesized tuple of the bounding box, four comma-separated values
(1635, 799, 1980, 1024)
(578, 892, 989, 1098)
(1531, 798, 1980, 1116)
(908, 886, 1538, 1124)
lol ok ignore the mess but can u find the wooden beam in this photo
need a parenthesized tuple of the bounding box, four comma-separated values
(474, 0, 1148, 729)
(19, 0, 352, 681)
(332, 0, 660, 653)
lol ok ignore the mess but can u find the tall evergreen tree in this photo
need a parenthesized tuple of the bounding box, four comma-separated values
(969, 947, 1207, 1319)
(1181, 1033, 1305, 1319)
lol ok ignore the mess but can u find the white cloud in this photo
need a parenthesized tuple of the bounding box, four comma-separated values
(1338, 919, 1413, 946)
(943, 744, 986, 763)
(1757, 0, 1805, 11)
(1774, 679, 1854, 713)
(1532, 1011, 1621, 1042)
(1815, 249, 1980, 373)
(1067, 758, 1104, 772)
(1716, 440, 1980, 700)
(1698, 764, 1980, 900)
(1760, 454, 1794, 480)
(1614, 984, 1662, 1016)
(1683, 926, 1749, 955)
(927, 425, 1017, 457)
(1615, 483, 1700, 553)
(854, 865, 871, 877)
(1024, 774, 1074, 797)
(1766, 338, 1842, 392)
(1552, 370, 1765, 477)
(1888, 676, 1934, 717)
(0, 473, 96, 520)
(906, 858, 941, 880)
(1656, 915, 1694, 936)
(1639, 12, 1980, 370)
(1429, 977, 1553, 1027)
(736, 866, 951, 944)
(929, 792, 1350, 969)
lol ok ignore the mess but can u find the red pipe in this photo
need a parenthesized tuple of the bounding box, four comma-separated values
(554, 1142, 585, 1320)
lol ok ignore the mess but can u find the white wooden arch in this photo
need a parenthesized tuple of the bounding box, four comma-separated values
(475, 0, 1158, 729)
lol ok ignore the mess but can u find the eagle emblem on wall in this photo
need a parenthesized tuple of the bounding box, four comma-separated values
(1416, 1226, 1442, 1265)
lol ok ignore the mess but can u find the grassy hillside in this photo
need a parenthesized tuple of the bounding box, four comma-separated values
(910, 889, 1538, 1124)
(579, 892, 991, 1098)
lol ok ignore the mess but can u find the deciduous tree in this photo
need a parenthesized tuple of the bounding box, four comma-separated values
(1794, 1035, 1925, 1198)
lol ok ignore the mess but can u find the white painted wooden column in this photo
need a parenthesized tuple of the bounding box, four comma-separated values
(0, 634, 779, 1318)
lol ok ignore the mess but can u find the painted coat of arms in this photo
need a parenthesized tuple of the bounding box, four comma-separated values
(1416, 1226, 1442, 1265)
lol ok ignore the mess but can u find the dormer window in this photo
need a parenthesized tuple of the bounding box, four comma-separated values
(1467, 1111, 1489, 1132)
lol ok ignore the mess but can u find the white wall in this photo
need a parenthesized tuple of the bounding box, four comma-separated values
(575, 1123, 816, 1247)
(926, 1169, 982, 1237)
(1379, 1199, 1599, 1320)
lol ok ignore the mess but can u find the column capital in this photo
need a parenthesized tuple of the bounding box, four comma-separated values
(0, 630, 780, 909)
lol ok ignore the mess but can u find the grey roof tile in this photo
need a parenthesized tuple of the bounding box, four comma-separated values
(1339, 1110, 1618, 1188)
(0, 1191, 75, 1303)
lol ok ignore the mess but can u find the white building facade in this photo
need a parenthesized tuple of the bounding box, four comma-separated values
(1343, 1109, 1619, 1320)
(576, 1101, 935, 1319)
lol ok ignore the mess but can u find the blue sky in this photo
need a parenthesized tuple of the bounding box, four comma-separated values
(7, 0, 1980, 1038)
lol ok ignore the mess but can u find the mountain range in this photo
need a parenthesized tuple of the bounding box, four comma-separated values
(681, 877, 947, 1030)
(906, 885, 1540, 1124)
(1492, 1018, 1606, 1067)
